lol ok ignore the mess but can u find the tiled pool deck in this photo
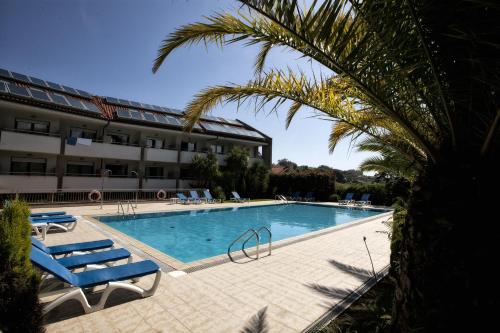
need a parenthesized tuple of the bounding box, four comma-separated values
(32, 201, 392, 332)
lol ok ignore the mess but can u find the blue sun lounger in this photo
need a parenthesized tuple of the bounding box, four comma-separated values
(230, 191, 250, 203)
(203, 189, 221, 203)
(31, 236, 114, 256)
(339, 192, 355, 205)
(30, 215, 78, 240)
(55, 248, 132, 270)
(31, 246, 161, 315)
(355, 193, 371, 206)
(177, 192, 200, 204)
(189, 190, 205, 203)
(30, 211, 66, 218)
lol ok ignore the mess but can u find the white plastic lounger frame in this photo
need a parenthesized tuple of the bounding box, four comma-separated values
(40, 269, 162, 315)
(32, 219, 78, 240)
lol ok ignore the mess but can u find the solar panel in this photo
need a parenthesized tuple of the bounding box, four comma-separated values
(167, 115, 184, 126)
(116, 109, 131, 118)
(29, 76, 47, 87)
(29, 88, 51, 102)
(223, 118, 241, 126)
(62, 85, 79, 95)
(0, 81, 7, 93)
(46, 81, 63, 91)
(130, 100, 142, 108)
(150, 105, 163, 112)
(76, 89, 92, 98)
(10, 71, 30, 83)
(105, 97, 120, 104)
(81, 101, 100, 113)
(143, 112, 157, 122)
(0, 68, 10, 79)
(129, 110, 143, 120)
(7, 83, 31, 97)
(200, 121, 264, 139)
(66, 96, 85, 109)
(49, 93, 70, 106)
(154, 114, 168, 124)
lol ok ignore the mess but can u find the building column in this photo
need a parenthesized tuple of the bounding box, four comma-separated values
(262, 138, 273, 167)
(56, 135, 66, 190)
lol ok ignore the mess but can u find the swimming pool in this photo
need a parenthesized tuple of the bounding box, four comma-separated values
(97, 203, 385, 263)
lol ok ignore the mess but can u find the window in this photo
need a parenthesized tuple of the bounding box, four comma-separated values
(70, 128, 97, 141)
(145, 138, 163, 149)
(210, 144, 224, 155)
(10, 157, 46, 175)
(181, 141, 197, 152)
(105, 164, 128, 177)
(66, 162, 94, 176)
(15, 119, 49, 134)
(145, 166, 163, 178)
(105, 132, 129, 145)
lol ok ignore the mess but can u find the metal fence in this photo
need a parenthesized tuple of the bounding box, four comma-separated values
(0, 188, 205, 205)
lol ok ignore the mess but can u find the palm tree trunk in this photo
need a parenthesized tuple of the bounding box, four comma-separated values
(392, 155, 497, 331)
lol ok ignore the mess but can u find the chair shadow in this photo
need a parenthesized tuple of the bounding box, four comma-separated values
(43, 288, 142, 324)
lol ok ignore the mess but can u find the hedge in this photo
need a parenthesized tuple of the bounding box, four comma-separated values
(0, 200, 44, 332)
(268, 171, 335, 201)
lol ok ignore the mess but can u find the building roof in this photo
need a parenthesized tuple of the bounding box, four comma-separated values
(0, 68, 269, 142)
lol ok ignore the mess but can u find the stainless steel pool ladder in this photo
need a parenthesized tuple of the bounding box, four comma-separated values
(275, 194, 288, 204)
(227, 227, 272, 262)
(117, 200, 136, 217)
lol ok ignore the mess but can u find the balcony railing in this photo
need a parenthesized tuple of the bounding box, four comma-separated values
(0, 129, 61, 155)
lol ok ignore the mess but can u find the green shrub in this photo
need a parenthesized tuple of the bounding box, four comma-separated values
(212, 186, 226, 201)
(328, 194, 340, 202)
(0, 200, 44, 332)
(268, 170, 335, 201)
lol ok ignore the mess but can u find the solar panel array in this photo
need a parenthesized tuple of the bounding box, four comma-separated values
(105, 97, 182, 116)
(0, 68, 93, 99)
(115, 108, 205, 130)
(0, 68, 267, 140)
(200, 121, 264, 139)
(0, 79, 101, 115)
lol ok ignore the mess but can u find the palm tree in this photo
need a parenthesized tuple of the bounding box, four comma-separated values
(355, 137, 417, 181)
(153, 1, 499, 331)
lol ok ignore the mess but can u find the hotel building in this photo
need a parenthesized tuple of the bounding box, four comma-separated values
(0, 68, 271, 199)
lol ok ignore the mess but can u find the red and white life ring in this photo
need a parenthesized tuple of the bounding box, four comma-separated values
(156, 189, 167, 200)
(88, 189, 102, 202)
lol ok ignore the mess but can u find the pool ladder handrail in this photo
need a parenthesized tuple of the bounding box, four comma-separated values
(227, 226, 272, 262)
(117, 200, 136, 217)
(275, 194, 288, 204)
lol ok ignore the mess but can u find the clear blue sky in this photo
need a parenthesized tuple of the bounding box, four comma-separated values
(0, 0, 376, 170)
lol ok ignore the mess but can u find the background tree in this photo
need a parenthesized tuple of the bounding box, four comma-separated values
(191, 152, 220, 188)
(224, 146, 250, 193)
(153, 1, 499, 330)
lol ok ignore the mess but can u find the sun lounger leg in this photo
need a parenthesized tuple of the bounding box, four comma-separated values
(94, 270, 162, 311)
(43, 287, 92, 315)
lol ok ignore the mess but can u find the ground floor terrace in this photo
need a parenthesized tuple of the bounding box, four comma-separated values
(32, 201, 391, 332)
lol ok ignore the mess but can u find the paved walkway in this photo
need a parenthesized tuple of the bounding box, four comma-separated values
(33, 202, 391, 332)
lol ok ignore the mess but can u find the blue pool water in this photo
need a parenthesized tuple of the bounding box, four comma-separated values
(97, 203, 384, 263)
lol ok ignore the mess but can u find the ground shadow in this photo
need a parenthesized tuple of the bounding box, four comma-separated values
(240, 306, 269, 333)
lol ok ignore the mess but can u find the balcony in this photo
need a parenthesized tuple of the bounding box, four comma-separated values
(62, 175, 139, 190)
(0, 174, 57, 193)
(65, 141, 141, 160)
(0, 129, 61, 155)
(180, 151, 206, 164)
(144, 147, 178, 163)
(142, 178, 176, 190)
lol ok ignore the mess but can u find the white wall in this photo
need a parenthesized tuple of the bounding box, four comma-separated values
(0, 130, 61, 155)
(0, 175, 57, 193)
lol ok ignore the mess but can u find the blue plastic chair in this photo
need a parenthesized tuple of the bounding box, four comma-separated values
(339, 192, 355, 205)
(203, 189, 221, 203)
(355, 193, 371, 206)
(30, 246, 161, 315)
(230, 191, 249, 202)
(31, 236, 114, 256)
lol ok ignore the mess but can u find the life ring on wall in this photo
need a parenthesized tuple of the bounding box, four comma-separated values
(88, 189, 102, 202)
(156, 189, 167, 200)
